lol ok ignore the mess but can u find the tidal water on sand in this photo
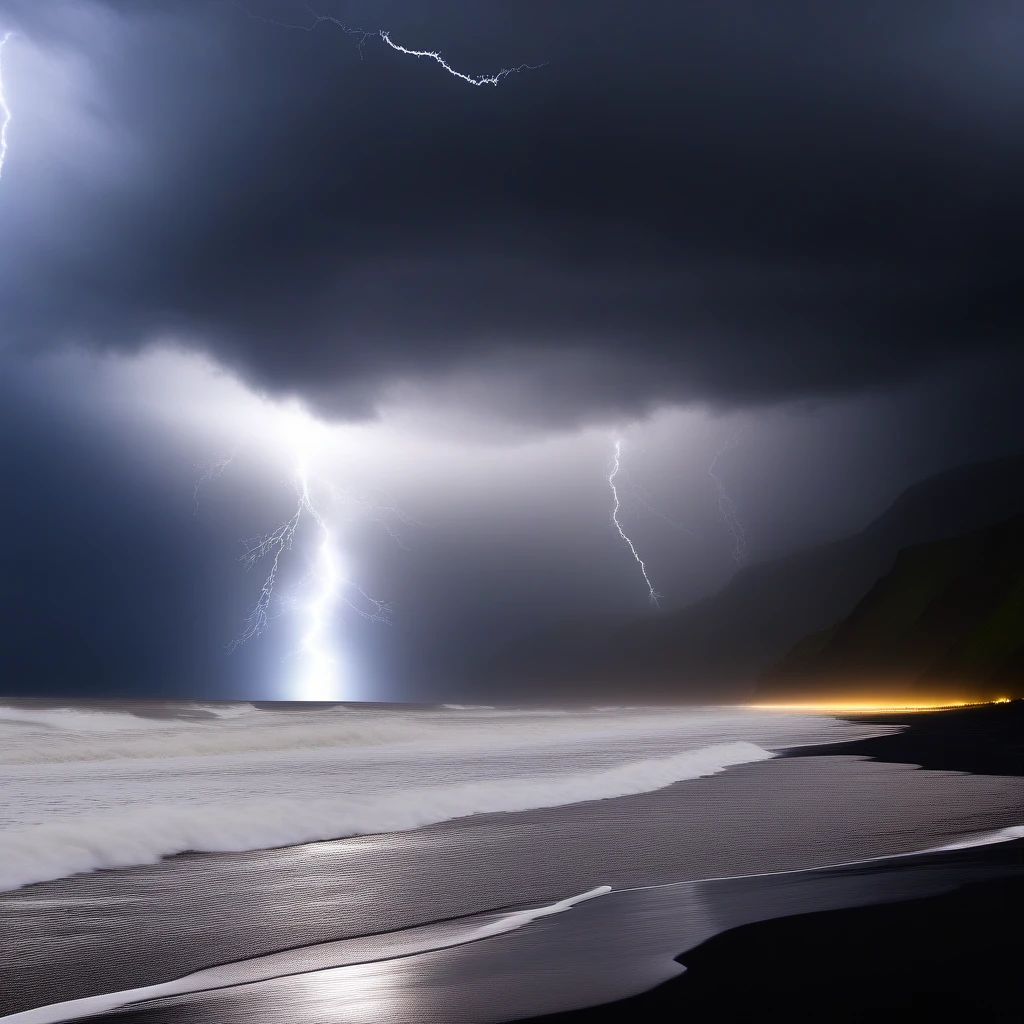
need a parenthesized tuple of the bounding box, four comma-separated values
(1, 701, 1021, 1021)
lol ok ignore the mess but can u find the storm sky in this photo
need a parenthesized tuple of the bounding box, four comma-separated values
(1, 0, 1022, 701)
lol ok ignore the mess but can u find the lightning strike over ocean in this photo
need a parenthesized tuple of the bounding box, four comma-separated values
(608, 439, 662, 607)
(0, 32, 13, 182)
(227, 450, 394, 700)
(193, 414, 414, 701)
(709, 431, 747, 563)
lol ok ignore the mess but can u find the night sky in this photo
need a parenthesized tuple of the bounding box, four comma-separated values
(1, 0, 1022, 701)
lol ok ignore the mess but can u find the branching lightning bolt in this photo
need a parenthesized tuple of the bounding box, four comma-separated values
(608, 440, 662, 607)
(226, 458, 399, 646)
(221, 3, 545, 86)
(229, 488, 304, 653)
(709, 431, 747, 563)
(194, 434, 418, 699)
(0, 32, 14, 183)
(378, 32, 546, 87)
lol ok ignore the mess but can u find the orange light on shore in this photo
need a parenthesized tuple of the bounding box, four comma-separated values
(744, 700, 985, 713)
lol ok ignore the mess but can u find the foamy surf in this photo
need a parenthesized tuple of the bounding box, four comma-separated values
(0, 742, 774, 892)
(473, 885, 612, 937)
(0, 703, 897, 766)
(1, 704, 907, 892)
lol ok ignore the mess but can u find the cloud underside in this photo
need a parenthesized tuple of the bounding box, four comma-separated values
(3, 0, 1022, 425)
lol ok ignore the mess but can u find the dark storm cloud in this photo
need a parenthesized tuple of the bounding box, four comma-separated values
(2, 0, 1022, 424)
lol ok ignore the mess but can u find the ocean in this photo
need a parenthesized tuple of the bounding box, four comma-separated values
(1, 701, 1021, 1022)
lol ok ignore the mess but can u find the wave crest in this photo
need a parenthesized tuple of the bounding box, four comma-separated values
(0, 741, 774, 892)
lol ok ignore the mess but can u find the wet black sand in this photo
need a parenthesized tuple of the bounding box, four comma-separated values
(4, 703, 1021, 1023)
(529, 870, 1024, 1023)
(784, 699, 1024, 776)
(6, 755, 1019, 1016)
(527, 700, 1024, 1023)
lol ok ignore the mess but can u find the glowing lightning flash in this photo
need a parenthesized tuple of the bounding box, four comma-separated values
(0, 32, 13, 182)
(290, 457, 343, 700)
(709, 431, 747, 563)
(224, 449, 394, 700)
(193, 417, 414, 701)
(608, 440, 662, 607)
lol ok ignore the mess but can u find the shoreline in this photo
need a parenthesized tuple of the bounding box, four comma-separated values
(526, 867, 1024, 1023)
(521, 700, 1024, 1022)
(781, 698, 1024, 776)
(3, 703, 1020, 1021)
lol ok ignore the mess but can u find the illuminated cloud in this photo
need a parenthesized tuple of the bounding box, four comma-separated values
(0, 1, 1021, 429)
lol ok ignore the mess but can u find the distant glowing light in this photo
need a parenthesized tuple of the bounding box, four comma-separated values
(608, 439, 661, 606)
(746, 700, 978, 713)
(0, 32, 14, 182)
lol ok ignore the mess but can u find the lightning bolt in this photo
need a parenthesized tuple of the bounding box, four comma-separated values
(709, 431, 747, 563)
(0, 32, 13, 183)
(228, 456, 394, 636)
(227, 452, 394, 700)
(294, 461, 341, 697)
(608, 439, 661, 607)
(221, 3, 545, 86)
(378, 32, 546, 87)
(195, 432, 416, 700)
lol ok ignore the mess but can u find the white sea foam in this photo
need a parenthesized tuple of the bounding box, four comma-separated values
(0, 707, 179, 733)
(0, 703, 889, 766)
(0, 977, 192, 1024)
(0, 742, 774, 892)
(472, 885, 612, 937)
(0, 703, 903, 893)
(7, 815, 1024, 1023)
(924, 824, 1024, 852)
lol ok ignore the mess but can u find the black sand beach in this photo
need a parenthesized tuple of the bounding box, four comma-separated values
(527, 700, 1024, 1023)
(3, 703, 1021, 1023)
(785, 699, 1024, 776)
(528, 869, 1024, 1023)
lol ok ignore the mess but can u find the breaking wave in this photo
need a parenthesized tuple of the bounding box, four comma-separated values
(0, 742, 774, 892)
(0, 703, 882, 766)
